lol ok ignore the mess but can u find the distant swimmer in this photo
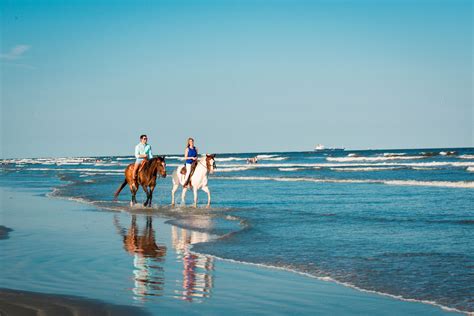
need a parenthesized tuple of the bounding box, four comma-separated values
(133, 134, 153, 183)
(247, 157, 258, 164)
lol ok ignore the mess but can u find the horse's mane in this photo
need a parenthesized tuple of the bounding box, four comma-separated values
(142, 157, 162, 174)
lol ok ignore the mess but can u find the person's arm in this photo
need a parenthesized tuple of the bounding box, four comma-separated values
(135, 145, 140, 159)
(148, 145, 153, 159)
(184, 148, 189, 162)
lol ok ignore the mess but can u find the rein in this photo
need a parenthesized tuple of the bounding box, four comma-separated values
(197, 158, 216, 173)
(198, 160, 209, 172)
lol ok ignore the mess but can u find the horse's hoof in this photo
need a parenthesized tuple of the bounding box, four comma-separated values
(171, 203, 175, 207)
(206, 204, 210, 209)
(130, 201, 134, 207)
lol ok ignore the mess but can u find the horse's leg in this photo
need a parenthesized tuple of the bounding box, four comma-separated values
(129, 183, 136, 206)
(193, 187, 198, 208)
(181, 187, 187, 206)
(148, 185, 155, 207)
(142, 185, 150, 207)
(171, 184, 179, 207)
(202, 186, 211, 208)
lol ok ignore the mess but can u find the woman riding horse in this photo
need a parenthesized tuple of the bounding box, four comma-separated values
(183, 137, 198, 188)
(172, 154, 216, 208)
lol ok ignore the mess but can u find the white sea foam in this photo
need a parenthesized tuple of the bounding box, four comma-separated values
(167, 156, 186, 161)
(255, 154, 279, 159)
(327, 156, 426, 162)
(330, 167, 402, 172)
(9, 159, 474, 171)
(459, 154, 474, 159)
(2, 157, 103, 165)
(278, 167, 306, 172)
(215, 157, 248, 162)
(383, 180, 474, 189)
(215, 161, 474, 169)
(467, 167, 474, 172)
(217, 176, 474, 189)
(215, 166, 252, 172)
(21, 167, 123, 173)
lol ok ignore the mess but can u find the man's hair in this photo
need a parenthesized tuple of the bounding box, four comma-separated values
(140, 134, 147, 140)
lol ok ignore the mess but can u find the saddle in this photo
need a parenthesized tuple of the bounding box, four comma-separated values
(181, 161, 198, 185)
(138, 159, 147, 172)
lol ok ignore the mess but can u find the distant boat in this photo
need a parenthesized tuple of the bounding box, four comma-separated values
(314, 144, 345, 152)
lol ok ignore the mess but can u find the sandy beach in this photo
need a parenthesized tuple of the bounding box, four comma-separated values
(0, 185, 461, 315)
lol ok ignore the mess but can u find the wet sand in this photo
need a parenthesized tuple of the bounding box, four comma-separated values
(0, 288, 149, 316)
(0, 187, 461, 315)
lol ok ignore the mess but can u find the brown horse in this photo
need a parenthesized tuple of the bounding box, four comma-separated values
(114, 156, 167, 207)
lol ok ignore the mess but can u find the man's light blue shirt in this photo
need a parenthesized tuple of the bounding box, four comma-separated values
(135, 143, 153, 159)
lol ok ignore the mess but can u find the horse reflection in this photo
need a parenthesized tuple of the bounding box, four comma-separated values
(114, 215, 167, 301)
(172, 226, 214, 302)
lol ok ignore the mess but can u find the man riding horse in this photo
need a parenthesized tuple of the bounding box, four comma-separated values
(133, 134, 153, 184)
(114, 134, 166, 207)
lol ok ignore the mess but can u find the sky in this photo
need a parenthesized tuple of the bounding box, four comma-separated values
(1, 0, 472, 158)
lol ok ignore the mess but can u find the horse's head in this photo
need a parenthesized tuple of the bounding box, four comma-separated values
(206, 154, 216, 174)
(157, 156, 167, 178)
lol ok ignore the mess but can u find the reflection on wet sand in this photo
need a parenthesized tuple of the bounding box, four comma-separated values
(114, 215, 167, 301)
(114, 214, 215, 303)
(172, 226, 214, 302)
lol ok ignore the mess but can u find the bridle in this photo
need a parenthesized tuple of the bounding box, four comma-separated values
(156, 158, 166, 178)
(198, 157, 216, 172)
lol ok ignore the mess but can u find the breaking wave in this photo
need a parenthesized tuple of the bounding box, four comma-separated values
(217, 176, 474, 189)
(330, 167, 404, 172)
(327, 156, 426, 162)
(278, 167, 306, 172)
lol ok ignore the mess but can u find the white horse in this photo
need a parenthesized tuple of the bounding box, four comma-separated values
(171, 154, 216, 208)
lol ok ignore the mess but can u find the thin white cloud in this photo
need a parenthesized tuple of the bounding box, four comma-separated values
(1, 44, 31, 60)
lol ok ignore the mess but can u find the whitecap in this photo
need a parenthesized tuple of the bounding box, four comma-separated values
(327, 156, 426, 162)
(217, 176, 474, 189)
(215, 157, 248, 162)
(215, 166, 252, 172)
(330, 167, 403, 172)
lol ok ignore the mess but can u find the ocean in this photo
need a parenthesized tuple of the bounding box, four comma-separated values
(1, 147, 473, 313)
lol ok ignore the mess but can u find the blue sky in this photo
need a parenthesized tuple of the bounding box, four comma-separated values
(1, 0, 472, 158)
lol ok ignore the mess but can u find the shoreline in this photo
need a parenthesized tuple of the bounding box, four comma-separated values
(45, 179, 470, 314)
(191, 252, 467, 315)
(46, 189, 467, 314)
(0, 185, 468, 315)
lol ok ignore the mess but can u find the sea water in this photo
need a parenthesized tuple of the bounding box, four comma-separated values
(1, 147, 473, 313)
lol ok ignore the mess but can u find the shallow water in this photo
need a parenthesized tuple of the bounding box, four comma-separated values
(1, 147, 473, 313)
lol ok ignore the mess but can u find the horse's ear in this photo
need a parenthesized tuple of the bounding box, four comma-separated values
(161, 155, 166, 161)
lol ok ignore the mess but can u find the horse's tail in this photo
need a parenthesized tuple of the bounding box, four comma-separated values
(114, 179, 128, 200)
